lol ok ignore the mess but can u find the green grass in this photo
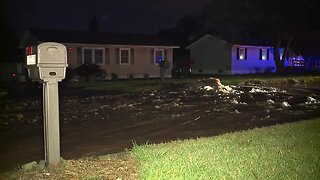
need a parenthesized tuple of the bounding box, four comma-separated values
(132, 119, 320, 180)
(2, 119, 320, 179)
(65, 74, 320, 93)
(66, 79, 160, 93)
(65, 78, 198, 93)
(0, 90, 7, 97)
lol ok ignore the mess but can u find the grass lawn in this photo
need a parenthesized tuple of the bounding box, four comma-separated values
(64, 78, 199, 94)
(132, 118, 320, 180)
(3, 118, 320, 179)
(64, 74, 320, 93)
(0, 90, 7, 98)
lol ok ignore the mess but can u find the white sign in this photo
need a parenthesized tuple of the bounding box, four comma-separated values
(27, 54, 36, 65)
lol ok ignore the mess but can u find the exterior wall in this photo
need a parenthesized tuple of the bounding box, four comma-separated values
(64, 43, 174, 79)
(305, 56, 320, 71)
(231, 45, 276, 74)
(189, 36, 232, 75)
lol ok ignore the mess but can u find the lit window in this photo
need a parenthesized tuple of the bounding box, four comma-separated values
(261, 49, 268, 60)
(120, 48, 130, 65)
(154, 49, 165, 64)
(292, 60, 304, 67)
(82, 48, 105, 64)
(239, 48, 245, 60)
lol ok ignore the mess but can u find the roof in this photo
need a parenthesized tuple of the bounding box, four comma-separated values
(28, 28, 179, 47)
(186, 34, 273, 49)
(186, 34, 219, 49)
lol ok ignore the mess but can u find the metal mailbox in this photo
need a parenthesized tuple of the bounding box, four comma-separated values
(26, 42, 68, 82)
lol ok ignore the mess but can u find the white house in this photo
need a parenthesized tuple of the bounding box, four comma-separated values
(186, 34, 277, 74)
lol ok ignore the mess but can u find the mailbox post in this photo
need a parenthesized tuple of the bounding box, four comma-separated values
(26, 42, 67, 166)
(157, 58, 169, 89)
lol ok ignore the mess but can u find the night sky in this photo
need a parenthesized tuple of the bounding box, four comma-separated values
(5, 0, 210, 34)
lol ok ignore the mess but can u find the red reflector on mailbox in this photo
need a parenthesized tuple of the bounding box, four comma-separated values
(25, 47, 33, 55)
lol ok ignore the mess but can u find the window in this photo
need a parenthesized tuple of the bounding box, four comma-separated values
(120, 48, 130, 65)
(154, 49, 165, 64)
(82, 48, 105, 64)
(260, 49, 269, 60)
(290, 59, 304, 67)
(83, 49, 92, 64)
(238, 48, 246, 60)
(95, 49, 103, 64)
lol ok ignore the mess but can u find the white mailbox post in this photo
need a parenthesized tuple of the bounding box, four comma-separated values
(26, 42, 68, 166)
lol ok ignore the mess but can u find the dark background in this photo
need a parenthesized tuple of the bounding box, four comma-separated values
(2, 0, 320, 71)
(4, 0, 210, 34)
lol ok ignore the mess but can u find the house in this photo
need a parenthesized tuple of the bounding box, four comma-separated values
(304, 55, 320, 72)
(186, 34, 278, 75)
(21, 29, 179, 79)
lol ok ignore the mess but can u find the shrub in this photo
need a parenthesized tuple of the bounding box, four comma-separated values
(65, 67, 76, 81)
(265, 67, 275, 74)
(111, 73, 118, 80)
(128, 73, 134, 79)
(144, 73, 149, 79)
(74, 64, 105, 81)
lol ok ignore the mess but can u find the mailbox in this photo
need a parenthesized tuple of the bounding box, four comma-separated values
(25, 42, 68, 165)
(26, 42, 68, 82)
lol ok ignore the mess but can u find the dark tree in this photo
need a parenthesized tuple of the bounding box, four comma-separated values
(201, 0, 254, 41)
(288, 0, 320, 58)
(251, 0, 320, 73)
(158, 15, 204, 76)
(89, 15, 100, 32)
(1, 1, 19, 62)
(159, 15, 204, 47)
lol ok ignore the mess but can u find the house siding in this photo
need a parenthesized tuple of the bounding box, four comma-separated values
(190, 36, 232, 75)
(231, 46, 276, 74)
(65, 43, 173, 79)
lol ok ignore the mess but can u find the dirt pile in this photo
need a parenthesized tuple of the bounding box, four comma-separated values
(200, 77, 236, 94)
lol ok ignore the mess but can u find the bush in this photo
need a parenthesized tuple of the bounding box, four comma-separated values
(144, 73, 149, 79)
(128, 73, 134, 79)
(74, 64, 105, 81)
(111, 73, 118, 80)
(65, 67, 76, 81)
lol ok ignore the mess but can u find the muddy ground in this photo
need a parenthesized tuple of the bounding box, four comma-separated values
(0, 81, 320, 172)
